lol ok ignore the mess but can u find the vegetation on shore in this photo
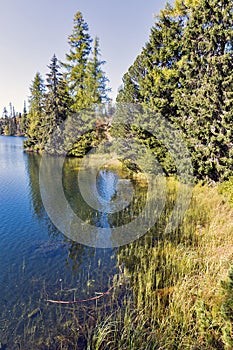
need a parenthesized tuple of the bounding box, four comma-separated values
(0, 102, 27, 136)
(117, 0, 233, 182)
(15, 179, 232, 349)
(1, 0, 232, 183)
(0, 0, 233, 348)
(83, 180, 233, 350)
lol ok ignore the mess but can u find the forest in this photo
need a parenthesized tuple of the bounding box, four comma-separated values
(0, 0, 232, 183)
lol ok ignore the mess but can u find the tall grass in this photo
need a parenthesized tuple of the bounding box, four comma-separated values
(10, 179, 233, 349)
(89, 180, 233, 349)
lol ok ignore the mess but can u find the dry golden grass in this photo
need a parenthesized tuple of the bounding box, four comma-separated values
(155, 184, 233, 348)
(90, 182, 233, 349)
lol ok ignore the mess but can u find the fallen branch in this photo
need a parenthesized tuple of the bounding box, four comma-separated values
(46, 286, 114, 304)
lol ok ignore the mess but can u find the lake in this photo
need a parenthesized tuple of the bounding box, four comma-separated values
(0, 136, 127, 349)
(0, 135, 156, 349)
(0, 135, 193, 349)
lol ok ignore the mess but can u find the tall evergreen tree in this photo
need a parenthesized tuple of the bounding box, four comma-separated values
(84, 37, 110, 105)
(116, 5, 184, 175)
(117, 3, 184, 118)
(117, 53, 145, 104)
(24, 72, 46, 151)
(61, 14, 110, 157)
(19, 100, 27, 135)
(62, 11, 92, 111)
(174, 0, 233, 181)
(45, 54, 71, 128)
(117, 0, 233, 181)
(2, 107, 8, 119)
(2, 107, 10, 135)
(9, 102, 13, 118)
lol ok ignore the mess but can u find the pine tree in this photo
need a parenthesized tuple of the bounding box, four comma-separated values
(2, 107, 10, 135)
(10, 115, 17, 135)
(85, 37, 110, 105)
(62, 11, 92, 111)
(45, 54, 71, 128)
(116, 54, 145, 104)
(43, 55, 73, 154)
(19, 100, 27, 135)
(117, 3, 184, 118)
(117, 0, 233, 181)
(24, 72, 46, 151)
(116, 5, 185, 175)
(174, 0, 233, 181)
(9, 102, 12, 118)
(61, 14, 110, 157)
(2, 107, 8, 119)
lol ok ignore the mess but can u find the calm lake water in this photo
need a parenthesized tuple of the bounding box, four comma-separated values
(0, 135, 181, 349)
(0, 136, 133, 349)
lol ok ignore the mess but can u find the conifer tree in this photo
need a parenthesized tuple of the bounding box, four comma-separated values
(117, 0, 233, 181)
(116, 5, 184, 175)
(61, 14, 110, 157)
(62, 11, 92, 111)
(45, 54, 71, 128)
(2, 107, 8, 119)
(174, 0, 233, 181)
(117, 54, 145, 104)
(19, 100, 27, 135)
(2, 107, 10, 135)
(85, 37, 110, 105)
(117, 3, 184, 118)
(24, 72, 46, 151)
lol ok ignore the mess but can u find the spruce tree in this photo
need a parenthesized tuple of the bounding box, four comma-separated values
(43, 55, 72, 154)
(85, 37, 110, 105)
(116, 54, 145, 104)
(117, 3, 184, 118)
(62, 11, 92, 111)
(116, 5, 185, 175)
(24, 72, 46, 151)
(117, 0, 233, 181)
(62, 14, 110, 157)
(19, 100, 27, 135)
(2, 107, 10, 135)
(174, 0, 233, 181)
(2, 107, 8, 119)
(45, 54, 71, 128)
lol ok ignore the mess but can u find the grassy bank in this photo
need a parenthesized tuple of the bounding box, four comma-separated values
(20, 178, 233, 349)
(87, 180, 233, 350)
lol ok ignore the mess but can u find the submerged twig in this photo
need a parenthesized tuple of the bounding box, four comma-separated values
(46, 286, 114, 304)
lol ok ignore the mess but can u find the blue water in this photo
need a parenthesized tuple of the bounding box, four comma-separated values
(0, 136, 119, 349)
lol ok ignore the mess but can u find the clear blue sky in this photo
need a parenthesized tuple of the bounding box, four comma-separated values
(0, 0, 168, 114)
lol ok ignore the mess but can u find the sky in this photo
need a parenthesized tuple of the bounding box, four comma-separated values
(0, 0, 168, 114)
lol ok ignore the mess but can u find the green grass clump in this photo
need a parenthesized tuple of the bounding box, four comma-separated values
(11, 179, 233, 349)
(218, 177, 233, 208)
(88, 181, 233, 350)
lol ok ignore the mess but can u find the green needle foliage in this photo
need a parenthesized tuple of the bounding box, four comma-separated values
(84, 36, 110, 106)
(62, 11, 92, 111)
(117, 0, 233, 182)
(174, 0, 233, 182)
(24, 72, 46, 152)
(24, 11, 110, 155)
(45, 54, 71, 127)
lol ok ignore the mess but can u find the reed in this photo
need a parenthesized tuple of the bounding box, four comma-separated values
(2, 179, 233, 349)
(89, 180, 233, 349)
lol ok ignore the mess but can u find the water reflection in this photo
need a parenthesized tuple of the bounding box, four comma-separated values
(96, 170, 118, 203)
(0, 137, 122, 349)
(0, 136, 178, 349)
(41, 155, 150, 248)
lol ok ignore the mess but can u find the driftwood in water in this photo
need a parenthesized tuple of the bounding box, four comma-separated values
(46, 286, 114, 304)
